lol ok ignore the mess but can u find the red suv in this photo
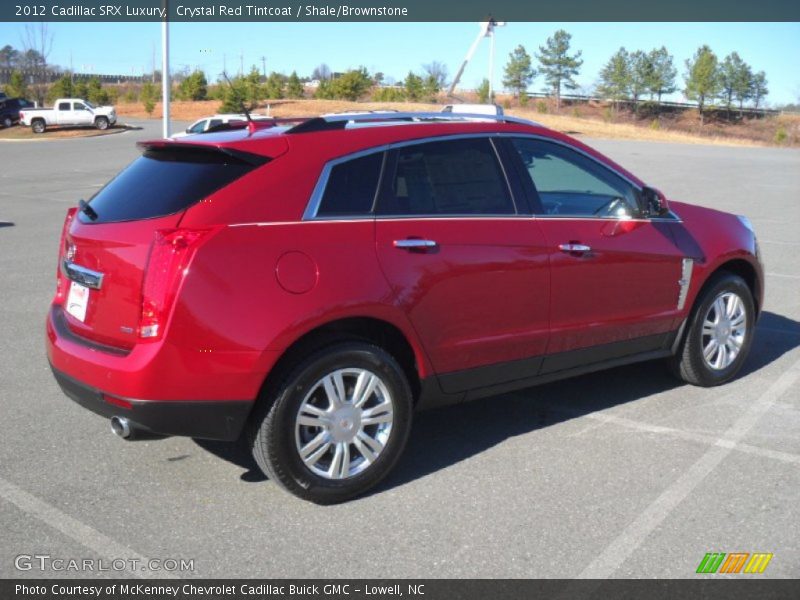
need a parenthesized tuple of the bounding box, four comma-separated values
(47, 112, 763, 503)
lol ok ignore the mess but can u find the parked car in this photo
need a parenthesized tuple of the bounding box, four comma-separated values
(47, 111, 763, 503)
(172, 113, 273, 138)
(20, 98, 116, 133)
(0, 97, 34, 128)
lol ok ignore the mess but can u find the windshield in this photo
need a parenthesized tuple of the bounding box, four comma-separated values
(84, 100, 96, 109)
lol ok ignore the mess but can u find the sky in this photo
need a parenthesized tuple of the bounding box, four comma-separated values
(1, 21, 799, 105)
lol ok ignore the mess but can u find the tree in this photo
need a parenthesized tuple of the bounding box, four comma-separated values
(47, 74, 72, 103)
(597, 47, 630, 111)
(20, 24, 53, 105)
(684, 45, 721, 125)
(502, 45, 535, 99)
(719, 52, 750, 118)
(476, 78, 490, 103)
(5, 70, 29, 99)
(646, 46, 677, 106)
(86, 77, 110, 105)
(0, 44, 19, 69)
(285, 71, 304, 98)
(628, 50, 651, 114)
(751, 71, 768, 109)
(732, 62, 753, 116)
(140, 82, 157, 116)
(219, 76, 251, 113)
(312, 63, 331, 81)
(73, 80, 89, 100)
(178, 70, 208, 101)
(403, 72, 424, 101)
(536, 29, 583, 110)
(264, 72, 285, 99)
(422, 61, 448, 90)
(329, 67, 372, 101)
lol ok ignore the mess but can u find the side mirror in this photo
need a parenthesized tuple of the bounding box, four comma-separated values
(642, 186, 669, 217)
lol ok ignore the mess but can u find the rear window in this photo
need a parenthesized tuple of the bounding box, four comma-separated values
(316, 152, 384, 217)
(80, 148, 257, 223)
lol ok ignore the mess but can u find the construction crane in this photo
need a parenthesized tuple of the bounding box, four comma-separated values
(447, 19, 506, 100)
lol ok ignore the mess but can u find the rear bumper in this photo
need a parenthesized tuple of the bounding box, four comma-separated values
(50, 365, 252, 441)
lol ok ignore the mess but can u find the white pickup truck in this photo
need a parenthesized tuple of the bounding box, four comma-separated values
(19, 98, 117, 134)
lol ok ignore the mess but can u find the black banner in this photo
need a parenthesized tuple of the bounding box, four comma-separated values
(4, 580, 800, 600)
(2, 0, 800, 22)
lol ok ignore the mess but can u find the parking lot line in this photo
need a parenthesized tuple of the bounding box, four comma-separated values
(0, 476, 180, 580)
(576, 354, 800, 579)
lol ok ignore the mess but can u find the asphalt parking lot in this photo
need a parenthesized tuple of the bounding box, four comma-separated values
(0, 120, 798, 579)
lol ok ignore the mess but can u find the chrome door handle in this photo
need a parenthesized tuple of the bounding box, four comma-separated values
(558, 243, 591, 254)
(393, 239, 438, 250)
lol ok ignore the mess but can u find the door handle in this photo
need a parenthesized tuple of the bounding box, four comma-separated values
(558, 243, 592, 254)
(393, 239, 438, 251)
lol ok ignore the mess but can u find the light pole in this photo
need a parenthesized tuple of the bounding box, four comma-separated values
(161, 0, 170, 138)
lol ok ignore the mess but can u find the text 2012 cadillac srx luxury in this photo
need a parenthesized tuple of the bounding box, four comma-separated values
(46, 112, 763, 503)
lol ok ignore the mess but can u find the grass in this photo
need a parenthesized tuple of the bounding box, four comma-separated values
(0, 124, 131, 140)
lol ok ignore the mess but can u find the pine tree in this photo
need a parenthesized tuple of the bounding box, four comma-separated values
(502, 45, 535, 99)
(536, 30, 583, 110)
(646, 47, 677, 107)
(286, 71, 304, 98)
(597, 48, 630, 113)
(684, 45, 721, 125)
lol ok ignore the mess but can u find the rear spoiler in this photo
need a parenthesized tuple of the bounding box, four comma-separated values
(136, 140, 272, 167)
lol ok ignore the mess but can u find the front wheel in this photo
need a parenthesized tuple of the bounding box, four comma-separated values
(669, 273, 755, 386)
(95, 116, 109, 130)
(248, 342, 413, 504)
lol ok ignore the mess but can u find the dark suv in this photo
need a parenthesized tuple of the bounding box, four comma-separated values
(1, 97, 33, 128)
(47, 112, 763, 503)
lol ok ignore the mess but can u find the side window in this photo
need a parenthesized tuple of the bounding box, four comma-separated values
(207, 119, 223, 129)
(316, 152, 384, 217)
(57, 102, 70, 111)
(74, 103, 86, 111)
(378, 138, 514, 216)
(187, 120, 206, 133)
(510, 138, 640, 218)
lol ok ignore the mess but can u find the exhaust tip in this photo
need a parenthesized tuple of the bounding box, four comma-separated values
(111, 416, 131, 439)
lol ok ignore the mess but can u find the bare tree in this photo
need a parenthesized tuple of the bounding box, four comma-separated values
(20, 24, 54, 104)
(422, 61, 448, 89)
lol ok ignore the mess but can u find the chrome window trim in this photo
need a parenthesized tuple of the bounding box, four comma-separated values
(302, 132, 683, 224)
(304, 133, 524, 221)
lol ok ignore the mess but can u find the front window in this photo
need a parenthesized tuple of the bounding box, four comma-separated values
(510, 138, 640, 218)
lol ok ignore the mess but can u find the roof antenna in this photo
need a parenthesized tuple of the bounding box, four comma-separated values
(222, 70, 256, 134)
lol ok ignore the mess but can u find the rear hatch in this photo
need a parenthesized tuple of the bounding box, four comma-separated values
(60, 143, 265, 350)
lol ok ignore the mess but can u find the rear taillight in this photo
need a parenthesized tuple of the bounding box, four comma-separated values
(54, 207, 78, 304)
(138, 228, 218, 340)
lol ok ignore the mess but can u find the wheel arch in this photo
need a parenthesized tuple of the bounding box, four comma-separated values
(702, 257, 762, 317)
(253, 315, 431, 417)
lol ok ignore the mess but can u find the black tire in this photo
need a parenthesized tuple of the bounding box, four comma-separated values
(669, 272, 755, 387)
(31, 119, 45, 134)
(247, 341, 413, 504)
(95, 116, 109, 130)
(2, 116, 12, 128)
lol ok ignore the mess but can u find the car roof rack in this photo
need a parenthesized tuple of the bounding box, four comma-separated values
(286, 111, 541, 134)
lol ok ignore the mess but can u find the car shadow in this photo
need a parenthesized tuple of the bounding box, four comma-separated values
(0, 222, 14, 228)
(194, 310, 799, 491)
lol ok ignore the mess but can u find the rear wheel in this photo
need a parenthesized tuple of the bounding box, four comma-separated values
(2, 116, 12, 128)
(248, 342, 413, 504)
(95, 116, 109, 130)
(31, 119, 46, 134)
(670, 273, 755, 386)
